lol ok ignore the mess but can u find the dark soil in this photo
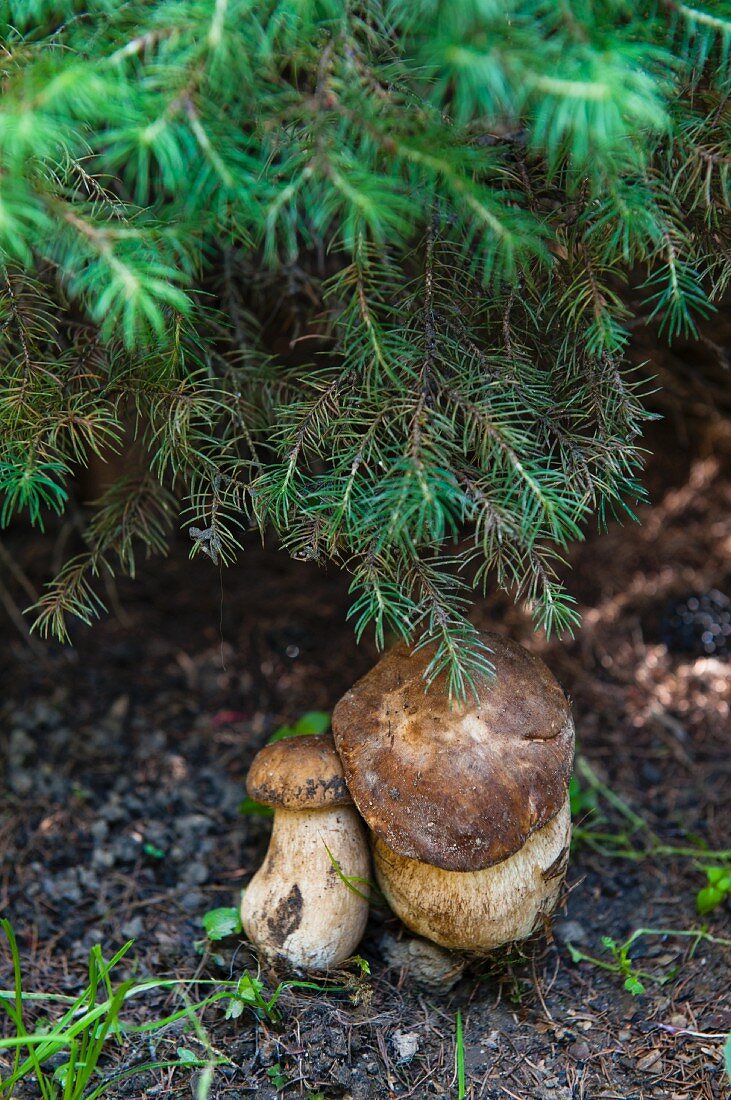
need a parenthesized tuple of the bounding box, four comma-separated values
(1, 411, 730, 1099)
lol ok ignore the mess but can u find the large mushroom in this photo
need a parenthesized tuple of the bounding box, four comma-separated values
(332, 633, 574, 951)
(240, 733, 370, 970)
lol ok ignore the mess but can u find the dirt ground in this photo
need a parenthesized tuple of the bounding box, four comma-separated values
(1, 397, 730, 1098)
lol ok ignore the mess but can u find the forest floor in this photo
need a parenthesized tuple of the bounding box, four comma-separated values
(1, 404, 730, 1099)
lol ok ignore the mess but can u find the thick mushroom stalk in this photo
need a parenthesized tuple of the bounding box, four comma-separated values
(373, 799, 571, 950)
(332, 633, 575, 953)
(240, 733, 370, 971)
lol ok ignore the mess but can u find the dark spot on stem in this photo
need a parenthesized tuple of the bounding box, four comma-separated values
(267, 883, 303, 943)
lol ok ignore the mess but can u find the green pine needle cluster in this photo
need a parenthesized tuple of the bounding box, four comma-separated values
(1, 1, 729, 696)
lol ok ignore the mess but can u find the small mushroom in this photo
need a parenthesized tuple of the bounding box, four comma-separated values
(332, 633, 574, 952)
(240, 733, 370, 970)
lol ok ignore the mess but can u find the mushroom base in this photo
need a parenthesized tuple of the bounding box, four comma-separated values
(241, 805, 370, 970)
(373, 797, 571, 951)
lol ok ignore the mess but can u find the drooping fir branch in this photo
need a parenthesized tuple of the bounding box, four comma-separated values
(0, 0, 730, 696)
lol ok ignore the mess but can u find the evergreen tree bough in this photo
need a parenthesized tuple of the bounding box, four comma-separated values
(1, 1, 729, 697)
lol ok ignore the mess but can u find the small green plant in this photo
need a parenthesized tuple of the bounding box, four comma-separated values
(266, 1063, 289, 1090)
(349, 956, 371, 977)
(237, 795, 274, 818)
(220, 975, 271, 1022)
(195, 907, 244, 966)
(568, 935, 653, 995)
(566, 927, 731, 997)
(267, 711, 331, 744)
(0, 921, 214, 1100)
(568, 772, 599, 819)
(201, 908, 243, 942)
(571, 757, 731, 925)
(0, 919, 352, 1098)
(571, 756, 731, 867)
(323, 843, 378, 904)
(696, 867, 731, 916)
(724, 1034, 731, 1084)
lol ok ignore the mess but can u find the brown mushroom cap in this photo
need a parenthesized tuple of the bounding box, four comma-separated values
(331, 633, 574, 872)
(247, 732, 352, 809)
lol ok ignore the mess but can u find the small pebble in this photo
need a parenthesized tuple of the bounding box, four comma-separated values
(78, 867, 99, 891)
(9, 728, 35, 765)
(640, 762, 662, 785)
(637, 1050, 663, 1073)
(112, 836, 140, 863)
(121, 916, 145, 938)
(180, 890, 205, 912)
(9, 771, 33, 796)
(181, 860, 209, 886)
(553, 919, 589, 946)
(391, 1031, 419, 1064)
(90, 820, 109, 841)
(176, 813, 213, 835)
(104, 694, 130, 731)
(99, 798, 127, 824)
(92, 846, 115, 869)
(45, 870, 82, 904)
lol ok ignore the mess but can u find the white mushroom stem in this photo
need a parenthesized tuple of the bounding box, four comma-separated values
(241, 805, 370, 970)
(373, 797, 571, 951)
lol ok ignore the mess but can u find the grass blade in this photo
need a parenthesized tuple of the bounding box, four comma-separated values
(455, 1009, 465, 1099)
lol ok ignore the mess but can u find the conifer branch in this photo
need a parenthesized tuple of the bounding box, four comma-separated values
(0, 0, 728, 692)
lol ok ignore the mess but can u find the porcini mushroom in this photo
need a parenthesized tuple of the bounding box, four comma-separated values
(332, 633, 574, 952)
(240, 732, 370, 970)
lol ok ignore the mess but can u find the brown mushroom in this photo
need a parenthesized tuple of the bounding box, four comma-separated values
(240, 733, 370, 970)
(332, 634, 574, 951)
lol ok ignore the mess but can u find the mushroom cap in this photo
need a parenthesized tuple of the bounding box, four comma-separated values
(247, 732, 352, 809)
(331, 633, 574, 872)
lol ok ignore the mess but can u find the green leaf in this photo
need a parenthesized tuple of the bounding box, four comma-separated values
(624, 975, 645, 996)
(53, 1061, 72, 1085)
(201, 908, 242, 941)
(267, 1062, 289, 1089)
(724, 1033, 731, 1084)
(696, 886, 724, 915)
(238, 797, 274, 818)
(706, 867, 728, 887)
(267, 711, 331, 743)
(350, 955, 371, 975)
(236, 973, 266, 1003)
(569, 775, 599, 817)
